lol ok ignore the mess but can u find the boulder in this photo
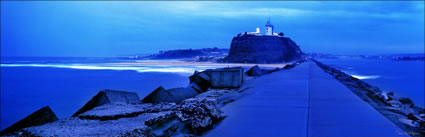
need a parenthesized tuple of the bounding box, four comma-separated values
(407, 113, 423, 121)
(387, 92, 400, 101)
(420, 113, 425, 118)
(399, 118, 420, 127)
(0, 106, 58, 136)
(269, 67, 281, 73)
(73, 89, 140, 116)
(142, 87, 199, 104)
(399, 98, 415, 108)
(387, 100, 402, 107)
(379, 91, 389, 101)
(245, 65, 263, 76)
(400, 105, 416, 115)
(387, 92, 394, 96)
(283, 64, 295, 69)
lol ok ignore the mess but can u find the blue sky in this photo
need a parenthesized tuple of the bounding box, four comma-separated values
(1, 1, 424, 57)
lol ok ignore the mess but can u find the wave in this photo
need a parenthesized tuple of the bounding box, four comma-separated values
(351, 74, 381, 80)
(1, 63, 209, 75)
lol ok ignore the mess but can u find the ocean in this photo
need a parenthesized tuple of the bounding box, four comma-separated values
(1, 57, 424, 130)
(0, 57, 217, 130)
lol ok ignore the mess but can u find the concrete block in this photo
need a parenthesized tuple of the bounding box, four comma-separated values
(261, 67, 281, 75)
(189, 72, 211, 92)
(208, 68, 243, 88)
(166, 87, 199, 103)
(246, 65, 263, 76)
(142, 86, 171, 103)
(142, 87, 199, 103)
(0, 106, 58, 136)
(73, 89, 140, 116)
(189, 82, 203, 93)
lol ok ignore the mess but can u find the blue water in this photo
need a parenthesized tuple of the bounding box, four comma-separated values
(1, 57, 423, 131)
(318, 58, 424, 108)
(0, 57, 204, 130)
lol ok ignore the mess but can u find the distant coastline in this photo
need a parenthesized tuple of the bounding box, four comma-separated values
(114, 48, 424, 62)
(308, 53, 425, 61)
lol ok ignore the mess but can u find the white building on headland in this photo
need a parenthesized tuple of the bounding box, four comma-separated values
(265, 19, 274, 35)
(238, 19, 281, 37)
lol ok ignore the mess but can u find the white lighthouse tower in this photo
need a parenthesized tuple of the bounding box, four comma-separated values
(265, 19, 274, 36)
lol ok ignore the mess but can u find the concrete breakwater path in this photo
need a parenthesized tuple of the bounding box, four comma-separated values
(206, 62, 407, 137)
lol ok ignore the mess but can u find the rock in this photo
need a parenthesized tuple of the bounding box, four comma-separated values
(73, 89, 140, 116)
(268, 67, 281, 73)
(189, 72, 211, 92)
(208, 67, 244, 88)
(387, 100, 402, 107)
(261, 68, 281, 75)
(387, 92, 394, 96)
(224, 36, 303, 63)
(144, 112, 177, 126)
(177, 98, 225, 134)
(283, 64, 295, 69)
(399, 118, 420, 127)
(142, 87, 199, 104)
(0, 106, 58, 136)
(245, 65, 263, 76)
(386, 92, 401, 101)
(385, 106, 400, 111)
(246, 66, 280, 76)
(407, 113, 423, 121)
(379, 91, 389, 101)
(399, 98, 415, 108)
(22, 113, 163, 137)
(77, 103, 178, 120)
(400, 105, 416, 115)
(120, 127, 154, 137)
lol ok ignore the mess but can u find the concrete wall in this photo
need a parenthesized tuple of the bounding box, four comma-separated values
(209, 68, 243, 88)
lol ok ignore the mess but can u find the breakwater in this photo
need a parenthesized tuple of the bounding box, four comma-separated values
(314, 59, 425, 136)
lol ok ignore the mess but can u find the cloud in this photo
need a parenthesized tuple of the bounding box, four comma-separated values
(152, 1, 423, 21)
(157, 2, 309, 17)
(1, 1, 423, 56)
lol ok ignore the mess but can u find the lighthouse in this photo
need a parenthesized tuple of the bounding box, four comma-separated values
(265, 19, 274, 36)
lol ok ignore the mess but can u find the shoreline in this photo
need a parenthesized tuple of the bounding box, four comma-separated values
(103, 61, 290, 68)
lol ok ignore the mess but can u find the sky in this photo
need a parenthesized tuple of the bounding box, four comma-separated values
(1, 1, 424, 57)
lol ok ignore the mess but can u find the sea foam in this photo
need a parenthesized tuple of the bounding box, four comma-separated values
(351, 74, 381, 80)
(0, 63, 210, 75)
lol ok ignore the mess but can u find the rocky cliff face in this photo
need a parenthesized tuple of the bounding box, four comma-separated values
(224, 35, 303, 63)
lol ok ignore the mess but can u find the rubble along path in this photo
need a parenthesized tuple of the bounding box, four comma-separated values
(205, 61, 407, 137)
